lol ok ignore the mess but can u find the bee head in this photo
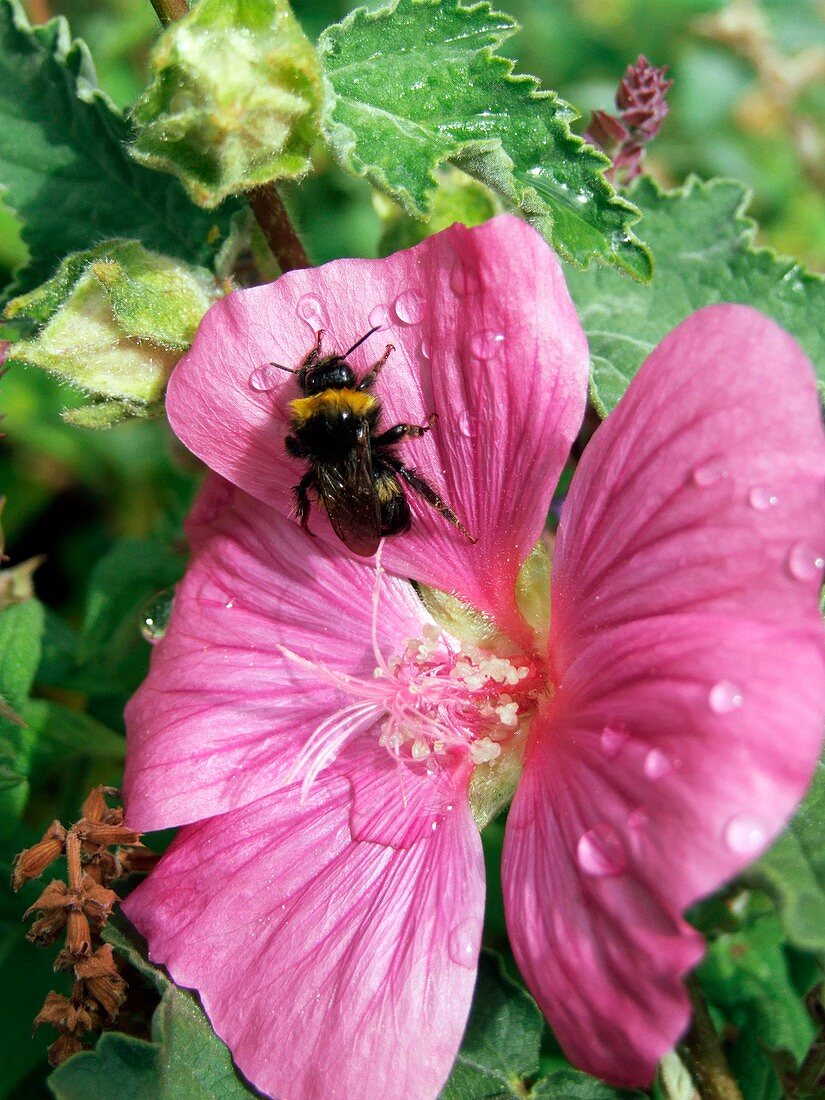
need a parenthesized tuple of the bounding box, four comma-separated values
(300, 356, 357, 395)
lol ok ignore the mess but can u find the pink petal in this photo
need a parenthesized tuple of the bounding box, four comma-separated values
(124, 475, 426, 832)
(123, 746, 484, 1100)
(552, 305, 825, 654)
(504, 305, 825, 1084)
(166, 215, 588, 639)
(504, 611, 824, 1084)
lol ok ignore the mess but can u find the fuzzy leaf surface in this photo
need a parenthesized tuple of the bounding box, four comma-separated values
(564, 176, 825, 413)
(131, 0, 322, 208)
(320, 0, 649, 276)
(741, 761, 825, 954)
(0, 0, 226, 292)
(439, 951, 543, 1099)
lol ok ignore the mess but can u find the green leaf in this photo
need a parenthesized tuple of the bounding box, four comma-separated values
(377, 167, 501, 255)
(741, 761, 825, 954)
(531, 1069, 643, 1098)
(698, 913, 814, 1100)
(74, 537, 185, 696)
(440, 950, 543, 1099)
(5, 240, 219, 405)
(0, 598, 44, 833)
(25, 699, 125, 774)
(0, 0, 229, 292)
(563, 176, 825, 415)
(49, 925, 255, 1099)
(319, 0, 649, 277)
(131, 0, 323, 208)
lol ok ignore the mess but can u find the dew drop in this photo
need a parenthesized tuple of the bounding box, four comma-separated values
(724, 812, 767, 856)
(457, 411, 475, 438)
(748, 486, 779, 511)
(692, 460, 727, 487)
(643, 748, 672, 780)
(140, 586, 176, 644)
(469, 329, 505, 360)
(248, 365, 281, 392)
(296, 294, 327, 329)
(787, 541, 825, 582)
(448, 919, 478, 969)
(577, 824, 626, 877)
(393, 290, 426, 325)
(368, 304, 392, 331)
(601, 724, 629, 758)
(709, 680, 744, 714)
(418, 338, 431, 360)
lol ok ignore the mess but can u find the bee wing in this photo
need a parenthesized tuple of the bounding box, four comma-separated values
(316, 423, 381, 557)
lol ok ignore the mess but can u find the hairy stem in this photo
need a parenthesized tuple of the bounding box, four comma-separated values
(149, 0, 189, 26)
(146, 0, 312, 273)
(681, 976, 744, 1100)
(246, 186, 311, 272)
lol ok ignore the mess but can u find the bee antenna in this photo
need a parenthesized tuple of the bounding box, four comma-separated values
(269, 361, 298, 374)
(340, 326, 380, 360)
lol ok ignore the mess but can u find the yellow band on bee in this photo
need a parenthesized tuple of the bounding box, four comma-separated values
(290, 389, 377, 424)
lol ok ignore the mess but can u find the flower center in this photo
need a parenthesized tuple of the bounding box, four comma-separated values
(374, 624, 538, 766)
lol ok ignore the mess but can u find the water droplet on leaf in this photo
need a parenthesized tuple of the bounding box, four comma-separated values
(709, 680, 744, 714)
(577, 824, 626, 877)
(141, 586, 176, 644)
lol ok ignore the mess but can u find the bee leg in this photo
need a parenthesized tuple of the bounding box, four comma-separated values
(357, 344, 394, 391)
(293, 471, 317, 537)
(382, 457, 476, 543)
(372, 412, 437, 447)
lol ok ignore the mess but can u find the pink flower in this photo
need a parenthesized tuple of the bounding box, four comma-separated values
(123, 215, 825, 1099)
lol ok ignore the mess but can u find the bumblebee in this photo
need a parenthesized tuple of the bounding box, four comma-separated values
(275, 327, 474, 557)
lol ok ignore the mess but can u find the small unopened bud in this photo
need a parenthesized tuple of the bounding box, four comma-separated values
(12, 821, 66, 890)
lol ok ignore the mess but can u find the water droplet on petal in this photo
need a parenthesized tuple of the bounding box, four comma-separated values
(393, 291, 426, 325)
(469, 329, 505, 360)
(692, 460, 727, 487)
(724, 812, 767, 856)
(297, 294, 327, 329)
(787, 541, 825, 582)
(418, 338, 431, 360)
(249, 365, 281, 392)
(368, 304, 392, 331)
(644, 748, 671, 780)
(457, 411, 475, 438)
(577, 824, 626, 877)
(601, 724, 629, 758)
(748, 486, 778, 511)
(448, 919, 478, 968)
(709, 680, 744, 714)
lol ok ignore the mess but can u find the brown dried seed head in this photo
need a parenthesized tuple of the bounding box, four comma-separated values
(80, 786, 123, 825)
(33, 991, 74, 1032)
(79, 878, 119, 927)
(47, 1031, 84, 1066)
(76, 945, 127, 1019)
(12, 821, 66, 890)
(64, 909, 92, 961)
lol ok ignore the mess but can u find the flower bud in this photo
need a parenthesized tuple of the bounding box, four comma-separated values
(3, 240, 220, 414)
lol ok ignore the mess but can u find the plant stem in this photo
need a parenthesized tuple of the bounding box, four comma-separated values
(246, 186, 311, 272)
(149, 0, 189, 26)
(146, 0, 312, 274)
(681, 976, 744, 1100)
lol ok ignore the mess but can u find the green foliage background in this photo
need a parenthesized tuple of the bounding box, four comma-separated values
(0, 1, 822, 1098)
